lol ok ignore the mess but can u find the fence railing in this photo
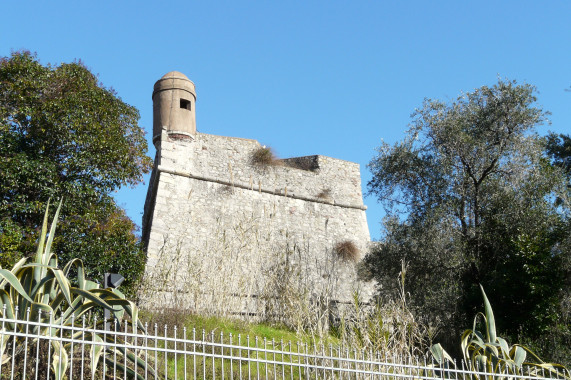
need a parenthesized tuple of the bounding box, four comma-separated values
(0, 312, 568, 380)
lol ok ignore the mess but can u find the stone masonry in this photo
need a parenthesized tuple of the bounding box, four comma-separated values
(141, 71, 374, 318)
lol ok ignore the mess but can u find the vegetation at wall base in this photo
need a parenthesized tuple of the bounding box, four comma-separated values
(0, 51, 152, 295)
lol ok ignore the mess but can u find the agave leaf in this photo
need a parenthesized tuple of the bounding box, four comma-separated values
(92, 288, 122, 299)
(16, 267, 35, 314)
(35, 198, 51, 264)
(31, 301, 53, 320)
(512, 345, 526, 368)
(111, 287, 125, 299)
(479, 285, 496, 343)
(70, 288, 117, 311)
(0, 290, 16, 330)
(104, 355, 148, 380)
(497, 337, 510, 359)
(29, 268, 55, 297)
(43, 199, 62, 267)
(41, 275, 57, 306)
(0, 268, 33, 303)
(430, 343, 453, 365)
(90, 334, 105, 378)
(460, 330, 471, 362)
(468, 336, 487, 351)
(8, 257, 27, 276)
(59, 297, 86, 323)
(514, 343, 546, 364)
(20, 266, 35, 298)
(115, 345, 154, 378)
(475, 354, 489, 372)
(62, 301, 99, 322)
(49, 268, 73, 306)
(62, 258, 85, 289)
(530, 363, 571, 379)
(108, 299, 143, 331)
(0, 328, 10, 364)
(93, 290, 139, 321)
(485, 343, 499, 358)
(51, 340, 69, 380)
(83, 280, 99, 291)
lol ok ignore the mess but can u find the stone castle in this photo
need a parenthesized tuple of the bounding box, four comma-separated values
(142, 71, 374, 318)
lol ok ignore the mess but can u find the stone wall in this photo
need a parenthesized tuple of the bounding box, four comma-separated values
(141, 130, 374, 319)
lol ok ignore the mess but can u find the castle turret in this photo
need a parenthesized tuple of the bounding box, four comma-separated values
(152, 71, 196, 146)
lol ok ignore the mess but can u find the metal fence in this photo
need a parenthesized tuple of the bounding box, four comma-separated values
(0, 311, 568, 380)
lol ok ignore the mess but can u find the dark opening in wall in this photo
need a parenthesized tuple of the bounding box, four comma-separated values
(180, 98, 191, 110)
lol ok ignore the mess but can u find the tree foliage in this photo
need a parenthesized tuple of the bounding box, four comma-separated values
(365, 79, 570, 361)
(0, 51, 153, 293)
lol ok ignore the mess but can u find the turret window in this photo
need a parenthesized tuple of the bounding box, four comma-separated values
(180, 99, 191, 110)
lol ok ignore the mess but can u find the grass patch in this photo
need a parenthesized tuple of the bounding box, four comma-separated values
(141, 309, 321, 344)
(139, 310, 343, 379)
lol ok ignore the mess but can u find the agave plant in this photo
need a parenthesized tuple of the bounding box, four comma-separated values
(0, 200, 151, 379)
(430, 285, 570, 379)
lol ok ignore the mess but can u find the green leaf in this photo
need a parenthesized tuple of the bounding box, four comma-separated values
(90, 334, 105, 378)
(497, 337, 510, 359)
(0, 289, 16, 330)
(0, 268, 33, 303)
(62, 258, 85, 289)
(115, 345, 154, 378)
(430, 343, 453, 365)
(35, 198, 51, 264)
(49, 267, 73, 306)
(8, 257, 27, 276)
(51, 340, 69, 380)
(70, 287, 117, 311)
(479, 285, 496, 343)
(512, 346, 526, 368)
(83, 280, 99, 291)
(43, 199, 62, 266)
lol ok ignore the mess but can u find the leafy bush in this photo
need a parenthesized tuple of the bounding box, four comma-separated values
(0, 201, 150, 379)
(0, 51, 152, 296)
(0, 219, 24, 269)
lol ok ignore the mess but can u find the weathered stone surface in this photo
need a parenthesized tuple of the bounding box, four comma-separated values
(141, 72, 374, 318)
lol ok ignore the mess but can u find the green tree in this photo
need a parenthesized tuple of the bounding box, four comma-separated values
(365, 79, 569, 360)
(0, 51, 153, 294)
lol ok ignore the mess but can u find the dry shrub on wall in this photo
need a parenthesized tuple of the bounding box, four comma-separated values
(334, 240, 359, 262)
(316, 188, 331, 200)
(251, 146, 279, 166)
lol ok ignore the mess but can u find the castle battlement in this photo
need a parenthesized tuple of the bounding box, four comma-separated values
(154, 131, 367, 210)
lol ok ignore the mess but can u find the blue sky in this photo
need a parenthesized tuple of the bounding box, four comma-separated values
(1, 1, 570, 240)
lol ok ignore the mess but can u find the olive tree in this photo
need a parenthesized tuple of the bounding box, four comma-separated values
(365, 79, 569, 359)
